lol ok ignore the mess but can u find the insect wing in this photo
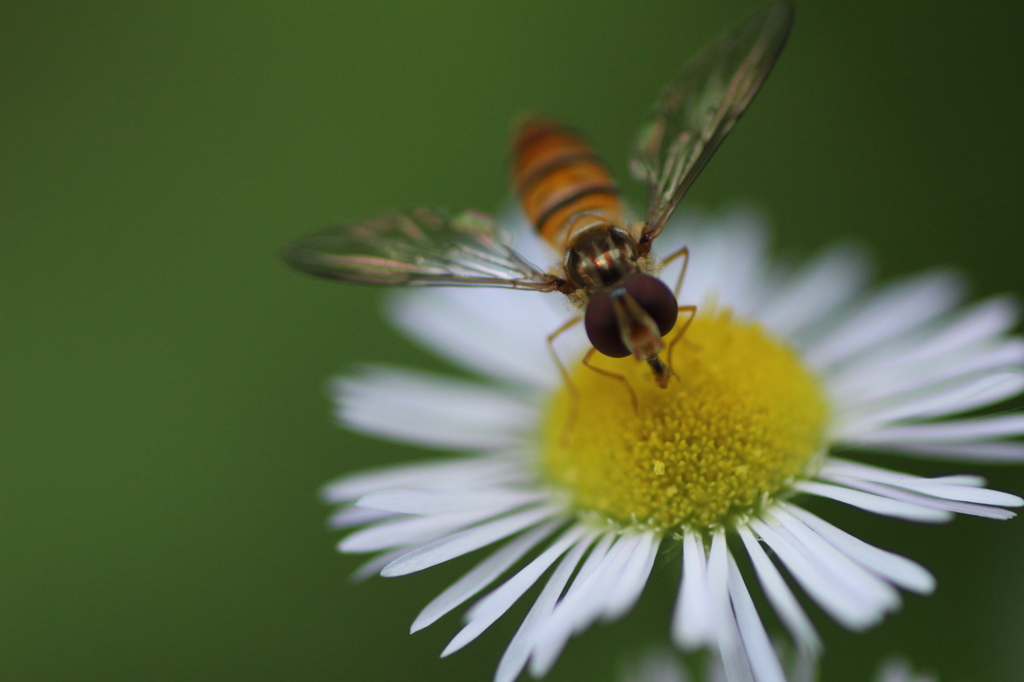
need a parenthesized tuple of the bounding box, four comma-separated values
(630, 0, 793, 244)
(282, 208, 559, 290)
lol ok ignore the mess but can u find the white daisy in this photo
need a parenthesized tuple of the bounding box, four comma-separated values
(323, 209, 1024, 682)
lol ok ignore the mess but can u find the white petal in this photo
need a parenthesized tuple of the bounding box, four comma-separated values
(792, 481, 953, 522)
(707, 528, 730, 638)
(322, 455, 518, 503)
(327, 505, 396, 529)
(707, 656, 730, 682)
(569, 528, 614, 585)
(348, 511, 524, 582)
(928, 474, 987, 486)
(781, 503, 934, 594)
(388, 286, 575, 390)
(351, 547, 410, 583)
(857, 440, 1024, 462)
(411, 520, 561, 633)
(736, 525, 821, 654)
(709, 528, 754, 682)
(837, 372, 1024, 437)
(890, 295, 1018, 360)
(334, 368, 536, 450)
(529, 533, 642, 677)
(496, 204, 559, 265)
(357, 488, 546, 515)
(727, 551, 786, 682)
(563, 532, 616, 597)
(669, 212, 773, 316)
(828, 337, 1024, 410)
(845, 414, 1024, 444)
(826, 296, 1021, 398)
(803, 270, 964, 371)
(821, 459, 988, 500)
(821, 459, 1023, 507)
(515, 530, 618, 678)
(443, 525, 589, 657)
(760, 243, 871, 338)
(382, 504, 562, 576)
(602, 530, 660, 621)
(786, 644, 820, 682)
(673, 530, 714, 650)
(705, 214, 771, 316)
(750, 518, 881, 631)
(340, 507, 501, 553)
(494, 534, 594, 682)
(765, 507, 901, 613)
(716, 630, 753, 682)
(822, 476, 1017, 521)
(666, 219, 732, 307)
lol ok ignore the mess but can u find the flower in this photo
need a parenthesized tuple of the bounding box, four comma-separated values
(322, 209, 1024, 682)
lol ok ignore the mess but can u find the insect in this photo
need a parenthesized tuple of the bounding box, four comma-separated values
(284, 1, 793, 396)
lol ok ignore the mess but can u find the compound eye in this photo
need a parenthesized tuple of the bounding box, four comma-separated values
(584, 290, 630, 358)
(623, 274, 678, 336)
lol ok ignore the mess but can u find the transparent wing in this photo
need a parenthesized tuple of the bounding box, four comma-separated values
(282, 208, 561, 290)
(630, 0, 794, 247)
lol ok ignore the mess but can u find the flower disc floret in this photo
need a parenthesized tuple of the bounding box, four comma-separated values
(543, 311, 829, 528)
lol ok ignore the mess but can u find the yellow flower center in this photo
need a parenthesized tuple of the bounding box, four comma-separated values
(541, 311, 829, 529)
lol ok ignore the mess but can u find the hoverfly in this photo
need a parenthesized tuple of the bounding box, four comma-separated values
(284, 1, 793, 394)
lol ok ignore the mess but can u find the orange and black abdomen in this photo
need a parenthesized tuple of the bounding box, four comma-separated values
(513, 118, 622, 248)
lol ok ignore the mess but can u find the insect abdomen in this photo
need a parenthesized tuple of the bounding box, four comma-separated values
(513, 118, 622, 248)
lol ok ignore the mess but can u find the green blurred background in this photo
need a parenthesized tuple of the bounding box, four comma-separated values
(3, 1, 1023, 680)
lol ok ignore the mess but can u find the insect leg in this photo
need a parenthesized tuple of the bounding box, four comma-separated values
(658, 245, 690, 299)
(582, 348, 639, 414)
(547, 316, 584, 441)
(547, 316, 583, 391)
(666, 305, 698, 371)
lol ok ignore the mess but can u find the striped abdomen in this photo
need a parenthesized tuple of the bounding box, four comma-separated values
(513, 118, 622, 249)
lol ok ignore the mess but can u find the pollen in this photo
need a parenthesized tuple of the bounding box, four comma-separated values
(541, 311, 829, 529)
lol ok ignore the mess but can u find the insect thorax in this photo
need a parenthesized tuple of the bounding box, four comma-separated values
(563, 224, 643, 300)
